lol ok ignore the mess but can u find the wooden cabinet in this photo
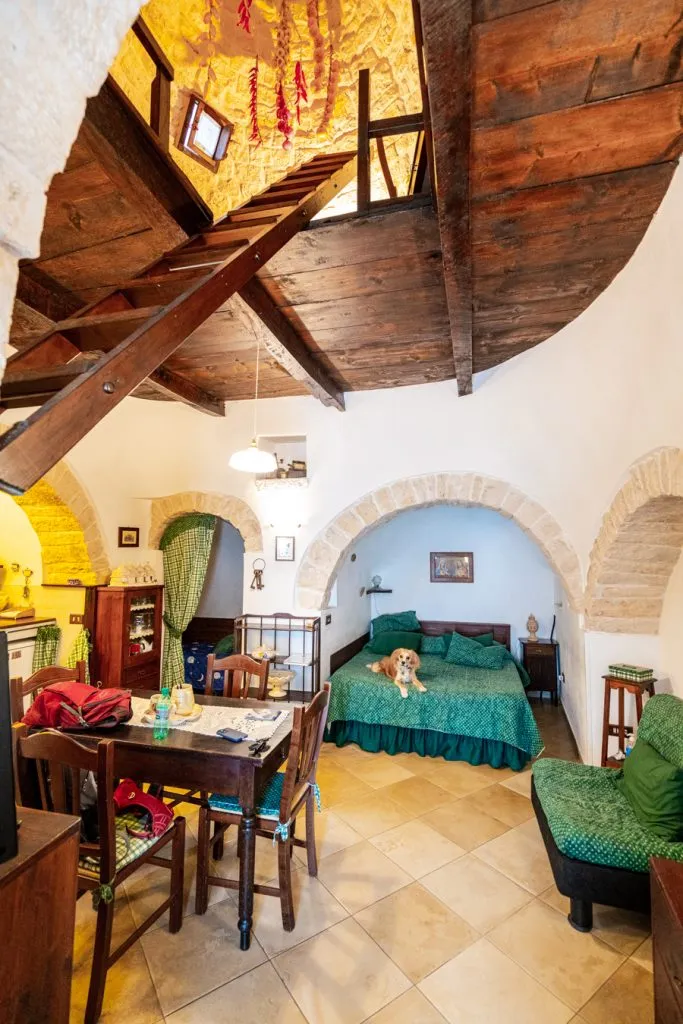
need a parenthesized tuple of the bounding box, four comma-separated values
(0, 807, 80, 1024)
(92, 585, 163, 690)
(520, 638, 560, 705)
(651, 857, 683, 1024)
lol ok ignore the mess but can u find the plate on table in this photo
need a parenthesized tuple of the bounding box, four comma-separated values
(141, 705, 203, 727)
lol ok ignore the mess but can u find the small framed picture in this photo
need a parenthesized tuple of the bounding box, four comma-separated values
(275, 536, 295, 561)
(118, 527, 140, 548)
(430, 551, 474, 584)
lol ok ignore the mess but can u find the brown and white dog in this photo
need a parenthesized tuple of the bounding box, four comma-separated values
(368, 648, 426, 699)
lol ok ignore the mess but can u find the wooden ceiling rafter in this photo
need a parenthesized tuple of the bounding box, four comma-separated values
(0, 153, 357, 495)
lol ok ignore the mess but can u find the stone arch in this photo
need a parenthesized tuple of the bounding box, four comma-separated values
(295, 472, 583, 611)
(586, 447, 683, 633)
(149, 492, 263, 551)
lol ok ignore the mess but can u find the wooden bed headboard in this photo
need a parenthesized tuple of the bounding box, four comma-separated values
(184, 616, 235, 646)
(329, 620, 511, 675)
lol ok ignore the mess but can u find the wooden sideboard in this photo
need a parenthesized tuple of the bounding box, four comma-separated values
(651, 856, 683, 1024)
(0, 807, 80, 1024)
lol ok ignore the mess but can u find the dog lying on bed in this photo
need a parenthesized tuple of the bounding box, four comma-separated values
(368, 648, 426, 699)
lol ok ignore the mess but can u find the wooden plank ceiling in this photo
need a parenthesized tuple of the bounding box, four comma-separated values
(9, 0, 683, 402)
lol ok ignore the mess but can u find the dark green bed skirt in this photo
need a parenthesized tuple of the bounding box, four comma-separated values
(325, 720, 530, 771)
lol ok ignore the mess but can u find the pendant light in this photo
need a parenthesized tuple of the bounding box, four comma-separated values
(229, 336, 277, 473)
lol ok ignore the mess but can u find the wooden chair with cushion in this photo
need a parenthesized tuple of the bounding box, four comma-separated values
(195, 683, 330, 931)
(205, 652, 270, 699)
(9, 661, 88, 723)
(13, 724, 185, 1024)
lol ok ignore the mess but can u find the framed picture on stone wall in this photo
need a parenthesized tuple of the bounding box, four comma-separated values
(118, 526, 140, 548)
(275, 536, 295, 561)
(430, 551, 474, 584)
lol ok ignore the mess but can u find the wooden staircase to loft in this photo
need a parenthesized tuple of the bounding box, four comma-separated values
(0, 151, 356, 495)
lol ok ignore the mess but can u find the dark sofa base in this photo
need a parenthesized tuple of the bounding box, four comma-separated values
(531, 777, 650, 931)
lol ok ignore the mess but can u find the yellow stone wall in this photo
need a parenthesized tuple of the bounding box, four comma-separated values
(15, 481, 98, 587)
(111, 0, 421, 216)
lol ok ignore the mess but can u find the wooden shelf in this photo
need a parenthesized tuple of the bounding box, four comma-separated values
(366, 588, 392, 594)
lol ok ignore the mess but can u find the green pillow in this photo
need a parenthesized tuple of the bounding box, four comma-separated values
(213, 634, 235, 657)
(421, 634, 447, 656)
(445, 632, 506, 670)
(371, 611, 420, 636)
(368, 631, 422, 656)
(619, 739, 683, 842)
(471, 632, 494, 647)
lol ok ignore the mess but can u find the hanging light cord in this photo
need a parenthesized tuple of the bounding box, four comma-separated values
(253, 336, 261, 441)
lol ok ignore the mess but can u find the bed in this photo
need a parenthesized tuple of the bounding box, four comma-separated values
(326, 620, 543, 770)
(183, 616, 235, 693)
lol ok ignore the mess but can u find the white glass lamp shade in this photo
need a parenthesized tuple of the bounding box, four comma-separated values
(228, 440, 277, 474)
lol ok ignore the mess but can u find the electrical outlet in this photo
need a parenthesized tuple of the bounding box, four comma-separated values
(558, 673, 565, 686)
(69, 613, 84, 625)
(325, 614, 332, 625)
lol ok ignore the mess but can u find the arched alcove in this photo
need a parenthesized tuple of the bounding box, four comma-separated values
(295, 472, 583, 611)
(149, 491, 263, 551)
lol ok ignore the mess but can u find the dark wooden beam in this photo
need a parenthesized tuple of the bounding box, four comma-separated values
(15, 266, 81, 325)
(131, 16, 174, 81)
(145, 367, 225, 417)
(238, 277, 345, 411)
(420, 0, 473, 396)
(367, 113, 425, 138)
(357, 69, 371, 212)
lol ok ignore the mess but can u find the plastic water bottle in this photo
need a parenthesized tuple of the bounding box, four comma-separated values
(153, 687, 172, 740)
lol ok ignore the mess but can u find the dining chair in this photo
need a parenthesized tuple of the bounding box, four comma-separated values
(13, 724, 185, 1024)
(205, 652, 270, 699)
(9, 661, 88, 723)
(194, 682, 330, 932)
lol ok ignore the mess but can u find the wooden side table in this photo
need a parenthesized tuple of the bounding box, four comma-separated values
(520, 638, 560, 705)
(601, 674, 656, 768)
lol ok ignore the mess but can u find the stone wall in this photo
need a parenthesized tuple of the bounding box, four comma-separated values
(0, 1, 142, 379)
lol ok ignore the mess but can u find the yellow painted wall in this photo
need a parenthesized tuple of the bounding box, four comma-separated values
(111, 0, 421, 216)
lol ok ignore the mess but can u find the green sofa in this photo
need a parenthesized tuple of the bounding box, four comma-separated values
(532, 693, 683, 931)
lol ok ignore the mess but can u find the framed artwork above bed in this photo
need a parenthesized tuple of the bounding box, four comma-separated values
(430, 551, 474, 583)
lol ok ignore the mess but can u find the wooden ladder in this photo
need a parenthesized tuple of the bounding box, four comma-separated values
(0, 151, 356, 495)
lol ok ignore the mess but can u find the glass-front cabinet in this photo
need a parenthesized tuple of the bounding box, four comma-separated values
(92, 585, 163, 690)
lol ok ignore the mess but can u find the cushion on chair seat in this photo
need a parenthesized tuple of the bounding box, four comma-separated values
(209, 771, 285, 818)
(637, 693, 683, 769)
(79, 810, 172, 877)
(532, 758, 683, 873)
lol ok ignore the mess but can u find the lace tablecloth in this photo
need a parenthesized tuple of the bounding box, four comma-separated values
(129, 696, 290, 742)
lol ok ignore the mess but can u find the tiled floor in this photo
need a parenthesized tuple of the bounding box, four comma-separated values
(69, 701, 654, 1023)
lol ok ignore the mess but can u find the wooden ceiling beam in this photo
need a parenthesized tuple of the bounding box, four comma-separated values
(420, 0, 473, 396)
(238, 277, 345, 411)
(144, 366, 225, 417)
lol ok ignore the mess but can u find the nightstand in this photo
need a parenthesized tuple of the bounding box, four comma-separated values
(520, 638, 560, 705)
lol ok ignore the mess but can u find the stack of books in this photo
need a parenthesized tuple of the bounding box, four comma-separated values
(608, 663, 654, 683)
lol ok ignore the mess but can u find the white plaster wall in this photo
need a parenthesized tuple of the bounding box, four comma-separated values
(553, 581, 588, 759)
(323, 547, 373, 678)
(196, 518, 244, 619)
(658, 552, 683, 699)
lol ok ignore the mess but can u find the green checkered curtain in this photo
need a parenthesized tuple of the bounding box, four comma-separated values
(160, 513, 217, 689)
(67, 627, 91, 684)
(32, 624, 61, 671)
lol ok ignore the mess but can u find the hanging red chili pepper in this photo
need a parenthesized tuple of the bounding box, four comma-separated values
(237, 0, 253, 33)
(294, 60, 308, 125)
(276, 82, 294, 150)
(306, 0, 326, 92)
(248, 59, 263, 147)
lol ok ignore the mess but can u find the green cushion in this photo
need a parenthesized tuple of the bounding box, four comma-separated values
(80, 809, 171, 877)
(445, 632, 506, 670)
(421, 634, 447, 656)
(368, 631, 422, 656)
(213, 634, 235, 657)
(471, 632, 494, 647)
(371, 611, 420, 636)
(638, 694, 683, 769)
(533, 757, 683, 873)
(619, 740, 683, 842)
(209, 771, 285, 818)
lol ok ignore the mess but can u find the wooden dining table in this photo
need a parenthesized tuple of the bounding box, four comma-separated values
(17, 691, 295, 951)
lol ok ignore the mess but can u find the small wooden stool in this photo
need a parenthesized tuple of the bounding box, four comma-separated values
(601, 675, 656, 768)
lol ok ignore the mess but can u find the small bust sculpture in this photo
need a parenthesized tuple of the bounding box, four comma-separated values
(526, 614, 539, 641)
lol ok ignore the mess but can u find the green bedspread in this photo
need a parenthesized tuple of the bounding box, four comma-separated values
(328, 648, 543, 761)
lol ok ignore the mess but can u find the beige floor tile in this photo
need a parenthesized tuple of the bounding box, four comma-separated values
(425, 800, 510, 851)
(390, 752, 451, 776)
(292, 809, 363, 865)
(424, 763, 497, 798)
(124, 845, 232, 931)
(580, 960, 654, 1024)
(422, 853, 533, 933)
(366, 988, 447, 1023)
(217, 831, 281, 885)
(252, 864, 348, 956)
(71, 936, 162, 1024)
(345, 757, 416, 788)
(473, 822, 554, 894)
(370, 819, 465, 878)
(418, 937, 574, 1024)
(500, 770, 533, 797)
(165, 962, 307, 1023)
(141, 901, 266, 1016)
(540, 884, 651, 955)
(630, 934, 653, 973)
(317, 839, 411, 914)
(333, 792, 415, 838)
(273, 917, 411, 1024)
(317, 762, 373, 808)
(489, 900, 624, 1012)
(355, 881, 477, 982)
(380, 776, 453, 816)
(462, 783, 534, 827)
(72, 889, 137, 970)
